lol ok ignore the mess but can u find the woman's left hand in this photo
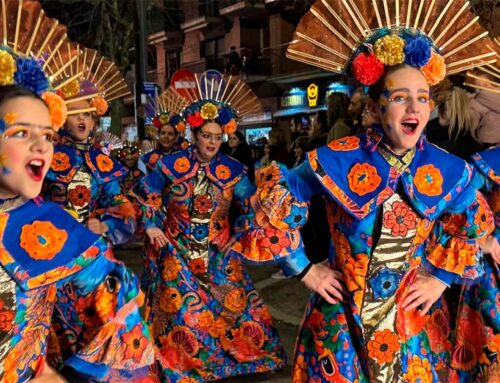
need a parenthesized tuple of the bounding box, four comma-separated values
(401, 271, 447, 316)
(29, 364, 67, 383)
(221, 236, 237, 255)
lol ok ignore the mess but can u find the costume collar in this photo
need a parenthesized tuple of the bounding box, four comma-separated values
(0, 199, 103, 290)
(471, 147, 500, 186)
(0, 196, 29, 212)
(159, 147, 246, 189)
(46, 143, 128, 185)
(307, 129, 471, 220)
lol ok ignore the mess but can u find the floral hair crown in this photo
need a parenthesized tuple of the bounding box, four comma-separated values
(183, 99, 238, 135)
(171, 69, 262, 135)
(149, 87, 188, 134)
(287, 0, 496, 87)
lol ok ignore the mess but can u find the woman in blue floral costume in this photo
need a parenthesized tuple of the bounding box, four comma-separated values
(0, 81, 154, 382)
(136, 71, 286, 382)
(230, 1, 496, 382)
(449, 145, 500, 382)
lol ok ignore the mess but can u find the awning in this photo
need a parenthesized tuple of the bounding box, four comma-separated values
(273, 106, 326, 118)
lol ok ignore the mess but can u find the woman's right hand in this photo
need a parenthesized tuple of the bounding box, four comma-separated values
(481, 235, 500, 264)
(146, 227, 169, 248)
(301, 263, 348, 304)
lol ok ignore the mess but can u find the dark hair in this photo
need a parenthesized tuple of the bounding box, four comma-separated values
(294, 135, 309, 151)
(0, 85, 47, 109)
(316, 110, 328, 133)
(160, 123, 178, 135)
(327, 92, 350, 127)
(232, 130, 246, 143)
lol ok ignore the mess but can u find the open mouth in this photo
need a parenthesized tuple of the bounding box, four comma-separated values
(78, 123, 86, 132)
(401, 118, 419, 136)
(26, 159, 45, 181)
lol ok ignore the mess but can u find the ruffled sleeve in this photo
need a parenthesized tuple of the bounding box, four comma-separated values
(425, 186, 494, 282)
(52, 239, 154, 380)
(231, 161, 322, 277)
(134, 159, 170, 229)
(96, 180, 137, 245)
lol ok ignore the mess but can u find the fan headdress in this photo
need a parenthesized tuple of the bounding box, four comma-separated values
(287, 0, 497, 87)
(171, 69, 262, 135)
(150, 86, 188, 134)
(464, 38, 500, 94)
(0, 0, 74, 130)
(53, 46, 131, 117)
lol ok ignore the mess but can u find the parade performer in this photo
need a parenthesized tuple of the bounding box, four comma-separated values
(0, 2, 153, 380)
(451, 44, 500, 382)
(114, 139, 142, 193)
(231, 1, 496, 381)
(43, 47, 135, 245)
(136, 70, 286, 382)
(138, 87, 189, 175)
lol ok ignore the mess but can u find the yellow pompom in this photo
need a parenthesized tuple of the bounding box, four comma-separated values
(60, 79, 81, 99)
(200, 102, 219, 120)
(159, 113, 170, 125)
(0, 51, 16, 86)
(374, 35, 405, 66)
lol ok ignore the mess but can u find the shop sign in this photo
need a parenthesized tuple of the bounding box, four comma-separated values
(307, 83, 318, 107)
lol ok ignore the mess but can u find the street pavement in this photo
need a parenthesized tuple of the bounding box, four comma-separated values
(115, 243, 311, 383)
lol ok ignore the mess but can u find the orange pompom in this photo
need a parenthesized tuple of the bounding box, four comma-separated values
(91, 95, 108, 115)
(223, 119, 237, 135)
(175, 121, 186, 134)
(421, 52, 446, 86)
(41, 92, 67, 131)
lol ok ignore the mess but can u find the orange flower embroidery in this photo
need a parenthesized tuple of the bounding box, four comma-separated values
(328, 136, 360, 151)
(208, 316, 228, 338)
(188, 258, 206, 276)
(215, 164, 231, 180)
(260, 230, 291, 255)
(414, 164, 443, 197)
(224, 287, 247, 312)
(149, 153, 160, 166)
(347, 163, 382, 196)
(225, 258, 243, 282)
(96, 154, 114, 172)
(122, 324, 150, 364)
(173, 157, 190, 173)
(473, 201, 493, 234)
(383, 200, 417, 237)
(0, 299, 14, 332)
(367, 329, 399, 364)
(160, 287, 182, 313)
(51, 152, 71, 172)
(162, 256, 181, 281)
(146, 193, 162, 208)
(20, 221, 67, 260)
(292, 353, 308, 383)
(68, 185, 91, 207)
(402, 355, 433, 383)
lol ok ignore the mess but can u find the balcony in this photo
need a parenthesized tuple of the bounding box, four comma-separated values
(180, 16, 225, 33)
(219, 0, 266, 17)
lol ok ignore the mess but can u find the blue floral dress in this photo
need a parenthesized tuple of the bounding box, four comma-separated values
(450, 146, 500, 382)
(231, 127, 493, 383)
(0, 196, 154, 382)
(136, 147, 286, 382)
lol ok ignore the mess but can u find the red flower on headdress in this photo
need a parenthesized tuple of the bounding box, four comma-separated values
(186, 112, 204, 128)
(351, 52, 385, 86)
(152, 116, 163, 129)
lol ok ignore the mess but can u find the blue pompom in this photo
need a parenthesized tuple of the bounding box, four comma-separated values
(217, 106, 233, 125)
(404, 37, 432, 68)
(169, 114, 182, 126)
(0, 120, 5, 133)
(14, 57, 49, 95)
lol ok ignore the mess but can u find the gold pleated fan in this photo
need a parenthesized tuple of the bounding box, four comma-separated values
(464, 38, 500, 94)
(0, 0, 82, 88)
(157, 86, 189, 117)
(192, 72, 262, 117)
(287, 0, 497, 78)
(54, 46, 131, 115)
